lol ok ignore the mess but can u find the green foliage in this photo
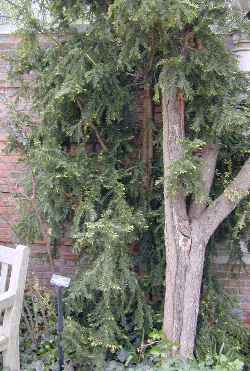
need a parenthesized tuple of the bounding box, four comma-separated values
(155, 356, 243, 371)
(116, 329, 244, 370)
(167, 139, 206, 196)
(19, 281, 57, 370)
(5, 1, 154, 367)
(156, 356, 244, 371)
(63, 172, 152, 367)
(110, 0, 198, 70)
(14, 203, 41, 243)
(3, 0, 250, 368)
(196, 279, 250, 366)
(131, 324, 245, 370)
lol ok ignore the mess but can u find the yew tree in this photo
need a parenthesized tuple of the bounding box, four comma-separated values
(4, 0, 250, 363)
(110, 0, 250, 358)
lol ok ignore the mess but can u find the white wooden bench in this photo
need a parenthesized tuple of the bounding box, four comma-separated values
(0, 245, 29, 371)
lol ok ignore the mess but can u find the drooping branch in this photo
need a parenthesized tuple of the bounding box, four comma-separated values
(30, 176, 55, 272)
(76, 98, 107, 152)
(90, 122, 108, 152)
(140, 31, 155, 192)
(189, 144, 219, 220)
(199, 157, 250, 242)
(141, 85, 153, 191)
(17, 176, 55, 272)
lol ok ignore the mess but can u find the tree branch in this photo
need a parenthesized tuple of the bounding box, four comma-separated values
(30, 176, 55, 272)
(76, 98, 107, 152)
(90, 122, 108, 152)
(17, 175, 55, 272)
(189, 144, 218, 220)
(141, 84, 153, 191)
(198, 157, 250, 242)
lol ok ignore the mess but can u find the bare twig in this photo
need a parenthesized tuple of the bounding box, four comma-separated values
(76, 97, 108, 152)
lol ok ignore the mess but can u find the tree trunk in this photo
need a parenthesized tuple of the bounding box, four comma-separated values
(162, 86, 209, 358)
(162, 85, 193, 349)
(162, 83, 250, 358)
(179, 221, 207, 357)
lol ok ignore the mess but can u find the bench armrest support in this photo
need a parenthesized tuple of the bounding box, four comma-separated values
(0, 291, 15, 311)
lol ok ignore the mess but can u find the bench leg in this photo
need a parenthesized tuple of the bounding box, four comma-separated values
(3, 337, 20, 371)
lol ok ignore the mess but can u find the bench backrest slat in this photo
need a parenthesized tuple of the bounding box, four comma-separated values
(8, 245, 29, 293)
(0, 245, 29, 371)
(0, 246, 17, 266)
(0, 263, 9, 294)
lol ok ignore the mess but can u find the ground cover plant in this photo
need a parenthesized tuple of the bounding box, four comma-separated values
(1, 0, 250, 369)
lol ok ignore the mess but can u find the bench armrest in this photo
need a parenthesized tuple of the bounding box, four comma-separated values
(0, 291, 15, 311)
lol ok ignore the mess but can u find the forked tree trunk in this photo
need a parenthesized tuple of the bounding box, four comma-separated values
(162, 85, 198, 356)
(161, 83, 250, 358)
(179, 222, 207, 357)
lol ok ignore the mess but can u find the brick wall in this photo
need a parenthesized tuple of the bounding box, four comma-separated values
(0, 33, 77, 287)
(213, 250, 250, 325)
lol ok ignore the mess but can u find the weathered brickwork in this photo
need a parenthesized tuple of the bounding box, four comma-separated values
(0, 34, 77, 287)
(213, 254, 250, 325)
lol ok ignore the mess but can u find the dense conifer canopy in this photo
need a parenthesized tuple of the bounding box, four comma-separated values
(2, 0, 250, 368)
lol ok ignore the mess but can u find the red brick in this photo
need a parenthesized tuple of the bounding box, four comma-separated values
(238, 280, 250, 288)
(240, 304, 250, 311)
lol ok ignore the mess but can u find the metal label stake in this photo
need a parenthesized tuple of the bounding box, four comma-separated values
(51, 274, 71, 371)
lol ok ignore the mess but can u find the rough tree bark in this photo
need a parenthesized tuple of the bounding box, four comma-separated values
(141, 31, 155, 192)
(142, 85, 153, 191)
(162, 84, 250, 358)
